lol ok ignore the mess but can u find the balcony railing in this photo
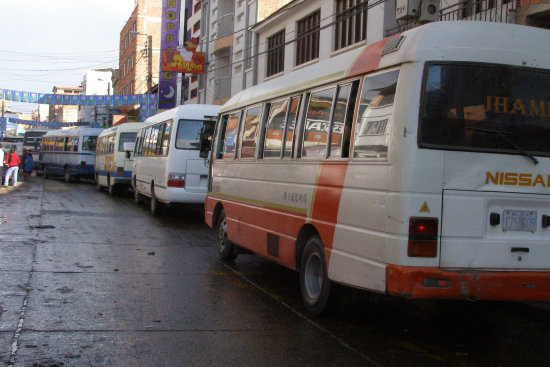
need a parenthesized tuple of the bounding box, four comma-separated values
(216, 13, 234, 38)
(386, 0, 516, 36)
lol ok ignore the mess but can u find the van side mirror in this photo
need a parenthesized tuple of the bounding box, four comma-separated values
(199, 120, 216, 159)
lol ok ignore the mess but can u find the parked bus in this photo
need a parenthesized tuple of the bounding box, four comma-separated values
(95, 123, 140, 195)
(202, 21, 550, 315)
(23, 129, 49, 161)
(39, 127, 103, 182)
(133, 104, 220, 215)
(1, 134, 23, 155)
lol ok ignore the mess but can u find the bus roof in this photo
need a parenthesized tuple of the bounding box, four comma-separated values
(42, 127, 104, 137)
(143, 104, 221, 125)
(221, 21, 550, 113)
(99, 122, 141, 137)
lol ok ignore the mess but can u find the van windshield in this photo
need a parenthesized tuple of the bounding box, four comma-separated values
(419, 63, 550, 157)
(175, 119, 205, 150)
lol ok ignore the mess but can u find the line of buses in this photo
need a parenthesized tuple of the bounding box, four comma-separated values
(34, 22, 550, 315)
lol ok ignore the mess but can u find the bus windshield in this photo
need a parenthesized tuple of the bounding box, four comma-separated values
(419, 63, 550, 157)
(175, 119, 205, 150)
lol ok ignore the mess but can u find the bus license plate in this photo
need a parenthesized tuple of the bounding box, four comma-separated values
(502, 210, 537, 232)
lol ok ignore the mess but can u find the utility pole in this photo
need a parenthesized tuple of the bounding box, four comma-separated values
(147, 35, 153, 94)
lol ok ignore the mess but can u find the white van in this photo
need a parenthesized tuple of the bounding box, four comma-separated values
(95, 123, 140, 195)
(132, 104, 220, 215)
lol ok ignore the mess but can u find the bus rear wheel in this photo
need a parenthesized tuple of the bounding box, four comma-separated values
(216, 210, 238, 261)
(64, 167, 71, 183)
(300, 236, 332, 316)
(108, 176, 115, 196)
(150, 185, 162, 216)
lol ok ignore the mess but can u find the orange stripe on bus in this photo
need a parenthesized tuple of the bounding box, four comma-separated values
(310, 162, 349, 251)
(348, 35, 401, 78)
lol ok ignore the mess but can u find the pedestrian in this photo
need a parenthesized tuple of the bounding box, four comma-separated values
(22, 149, 34, 182)
(3, 147, 21, 187)
(0, 143, 4, 186)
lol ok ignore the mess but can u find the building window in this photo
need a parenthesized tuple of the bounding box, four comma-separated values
(296, 11, 320, 66)
(191, 75, 198, 82)
(193, 20, 201, 33)
(267, 30, 285, 77)
(190, 88, 198, 98)
(194, 1, 202, 13)
(334, 0, 367, 51)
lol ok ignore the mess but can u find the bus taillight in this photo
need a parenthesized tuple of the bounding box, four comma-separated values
(117, 166, 124, 176)
(408, 217, 438, 257)
(168, 173, 185, 187)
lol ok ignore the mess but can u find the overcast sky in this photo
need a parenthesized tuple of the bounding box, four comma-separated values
(0, 0, 137, 113)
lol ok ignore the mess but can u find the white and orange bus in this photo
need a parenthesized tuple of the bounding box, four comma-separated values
(202, 21, 550, 315)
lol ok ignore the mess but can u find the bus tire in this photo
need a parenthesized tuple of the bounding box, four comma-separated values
(299, 236, 332, 316)
(150, 184, 161, 216)
(216, 210, 238, 261)
(64, 167, 71, 183)
(43, 167, 49, 179)
(108, 175, 115, 196)
(96, 174, 103, 191)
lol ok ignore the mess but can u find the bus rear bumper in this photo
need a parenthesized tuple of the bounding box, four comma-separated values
(386, 265, 550, 301)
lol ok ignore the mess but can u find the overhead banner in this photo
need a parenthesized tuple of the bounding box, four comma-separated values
(0, 88, 158, 121)
(161, 38, 205, 74)
(0, 117, 101, 128)
(158, 0, 182, 110)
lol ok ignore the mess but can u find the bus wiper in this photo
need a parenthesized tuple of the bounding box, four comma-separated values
(465, 126, 539, 165)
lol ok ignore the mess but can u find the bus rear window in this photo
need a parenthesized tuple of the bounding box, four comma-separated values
(175, 119, 204, 150)
(420, 63, 550, 156)
(82, 136, 96, 152)
(118, 132, 137, 152)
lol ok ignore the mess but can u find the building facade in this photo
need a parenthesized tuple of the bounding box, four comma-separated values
(119, 0, 162, 96)
(78, 69, 115, 127)
(49, 86, 82, 123)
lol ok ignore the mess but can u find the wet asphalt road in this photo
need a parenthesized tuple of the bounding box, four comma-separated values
(1, 178, 550, 367)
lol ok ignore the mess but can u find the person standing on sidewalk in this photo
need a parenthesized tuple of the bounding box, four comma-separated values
(21, 149, 34, 181)
(3, 147, 20, 187)
(0, 143, 4, 185)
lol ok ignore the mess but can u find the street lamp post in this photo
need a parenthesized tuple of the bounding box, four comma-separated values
(130, 31, 153, 94)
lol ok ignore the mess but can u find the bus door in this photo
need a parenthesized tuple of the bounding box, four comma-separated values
(176, 119, 209, 193)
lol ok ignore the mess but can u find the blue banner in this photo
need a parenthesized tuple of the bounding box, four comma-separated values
(0, 88, 159, 121)
(0, 116, 101, 129)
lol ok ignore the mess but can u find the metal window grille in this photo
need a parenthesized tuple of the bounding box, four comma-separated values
(334, 0, 368, 51)
(267, 30, 285, 77)
(296, 11, 320, 66)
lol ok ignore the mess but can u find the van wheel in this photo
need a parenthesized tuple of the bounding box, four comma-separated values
(64, 167, 71, 183)
(134, 187, 143, 205)
(150, 184, 161, 216)
(96, 174, 103, 191)
(43, 167, 49, 179)
(300, 236, 332, 316)
(216, 210, 238, 261)
(108, 176, 115, 196)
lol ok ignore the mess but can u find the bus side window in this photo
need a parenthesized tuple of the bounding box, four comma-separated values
(161, 121, 172, 156)
(329, 81, 359, 158)
(353, 70, 399, 159)
(73, 138, 79, 152)
(302, 87, 336, 158)
(221, 112, 241, 159)
(283, 96, 301, 158)
(263, 100, 287, 158)
(240, 106, 262, 159)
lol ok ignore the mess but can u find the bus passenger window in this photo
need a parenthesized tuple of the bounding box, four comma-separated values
(264, 100, 288, 158)
(73, 138, 79, 152)
(354, 70, 399, 159)
(240, 106, 262, 159)
(329, 84, 351, 158)
(283, 97, 300, 158)
(303, 87, 336, 158)
(221, 112, 241, 159)
(161, 121, 172, 155)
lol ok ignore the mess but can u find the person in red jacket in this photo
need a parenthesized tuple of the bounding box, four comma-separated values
(3, 148, 21, 187)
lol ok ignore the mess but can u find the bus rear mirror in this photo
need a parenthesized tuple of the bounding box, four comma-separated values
(199, 121, 216, 159)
